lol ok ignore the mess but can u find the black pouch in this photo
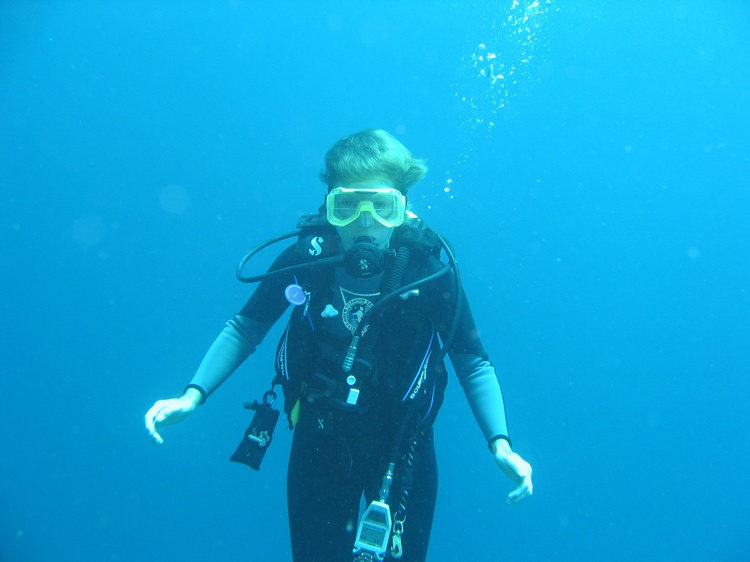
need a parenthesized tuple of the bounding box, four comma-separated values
(230, 390, 280, 471)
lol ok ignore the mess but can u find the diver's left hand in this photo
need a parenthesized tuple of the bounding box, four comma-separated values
(491, 438, 533, 504)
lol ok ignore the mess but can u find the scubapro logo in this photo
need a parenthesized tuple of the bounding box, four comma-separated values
(408, 349, 432, 401)
(409, 362, 428, 400)
(309, 236, 324, 256)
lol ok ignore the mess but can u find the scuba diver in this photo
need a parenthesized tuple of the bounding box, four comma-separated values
(144, 129, 533, 562)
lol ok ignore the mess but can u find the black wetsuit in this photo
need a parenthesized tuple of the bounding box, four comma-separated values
(189, 221, 510, 562)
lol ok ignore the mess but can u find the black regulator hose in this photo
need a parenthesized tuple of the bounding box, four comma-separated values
(235, 230, 343, 284)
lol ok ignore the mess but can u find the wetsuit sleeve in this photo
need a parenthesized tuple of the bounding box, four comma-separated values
(451, 352, 510, 446)
(187, 246, 298, 399)
(188, 315, 274, 398)
(437, 274, 511, 445)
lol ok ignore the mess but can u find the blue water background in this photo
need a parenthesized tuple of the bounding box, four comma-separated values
(2, 1, 749, 560)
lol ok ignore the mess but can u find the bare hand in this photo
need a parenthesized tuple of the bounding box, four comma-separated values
(144, 388, 202, 444)
(491, 438, 533, 504)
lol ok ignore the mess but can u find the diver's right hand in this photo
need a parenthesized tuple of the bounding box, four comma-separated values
(144, 387, 203, 444)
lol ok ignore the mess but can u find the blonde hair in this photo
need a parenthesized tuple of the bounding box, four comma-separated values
(320, 129, 427, 194)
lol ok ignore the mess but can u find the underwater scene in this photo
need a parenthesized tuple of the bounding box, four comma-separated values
(2, 1, 749, 560)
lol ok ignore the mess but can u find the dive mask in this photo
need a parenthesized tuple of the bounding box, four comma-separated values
(326, 187, 406, 228)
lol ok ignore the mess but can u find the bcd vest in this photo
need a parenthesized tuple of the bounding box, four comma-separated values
(274, 217, 451, 429)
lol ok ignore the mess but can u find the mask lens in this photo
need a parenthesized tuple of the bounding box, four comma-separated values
(370, 194, 397, 222)
(334, 195, 360, 220)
